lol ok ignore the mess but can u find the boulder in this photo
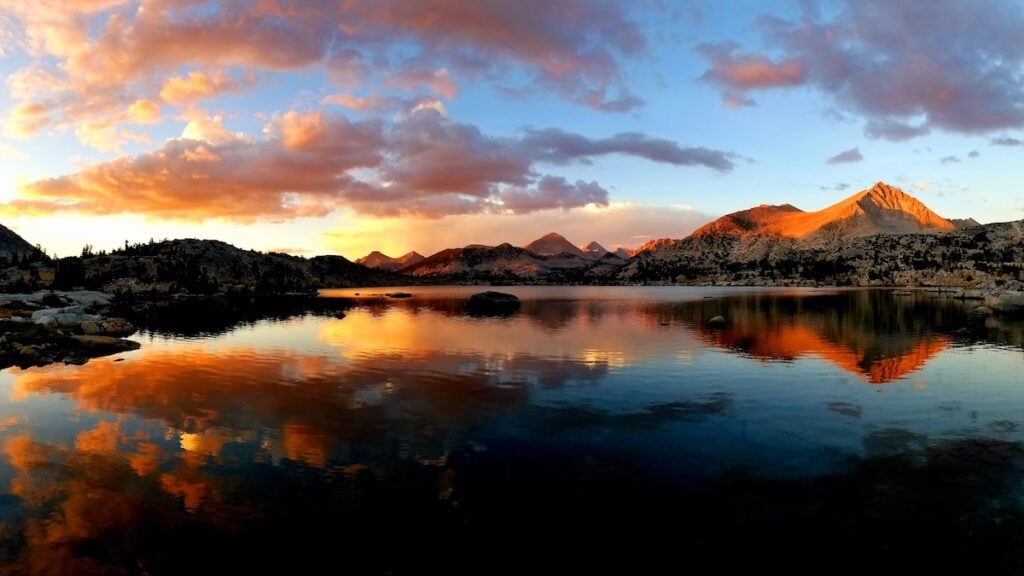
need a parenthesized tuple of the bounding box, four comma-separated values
(971, 306, 995, 316)
(467, 291, 521, 315)
(386, 292, 413, 299)
(708, 315, 727, 326)
(70, 335, 141, 354)
(80, 318, 135, 337)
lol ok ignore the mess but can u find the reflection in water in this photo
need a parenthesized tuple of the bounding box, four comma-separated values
(0, 287, 1022, 572)
(684, 291, 961, 383)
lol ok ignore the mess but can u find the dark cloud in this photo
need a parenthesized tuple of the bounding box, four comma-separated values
(519, 128, 736, 172)
(864, 119, 931, 142)
(939, 156, 961, 165)
(826, 147, 863, 165)
(499, 176, 609, 214)
(968, 150, 980, 159)
(991, 136, 1024, 147)
(699, 0, 1024, 137)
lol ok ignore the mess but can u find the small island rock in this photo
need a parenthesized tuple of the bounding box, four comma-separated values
(467, 291, 521, 314)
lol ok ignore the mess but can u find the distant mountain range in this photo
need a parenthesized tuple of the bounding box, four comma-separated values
(356, 232, 633, 281)
(356, 250, 425, 271)
(1, 181, 1021, 293)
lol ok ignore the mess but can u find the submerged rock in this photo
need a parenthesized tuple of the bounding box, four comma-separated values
(983, 291, 1024, 314)
(467, 291, 521, 315)
(971, 305, 995, 316)
(386, 292, 413, 299)
(708, 315, 727, 326)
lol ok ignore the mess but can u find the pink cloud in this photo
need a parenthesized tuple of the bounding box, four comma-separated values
(6, 108, 734, 221)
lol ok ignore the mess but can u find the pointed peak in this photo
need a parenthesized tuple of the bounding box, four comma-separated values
(582, 241, 607, 252)
(539, 232, 569, 241)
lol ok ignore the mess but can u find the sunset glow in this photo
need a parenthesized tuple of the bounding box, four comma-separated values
(2, 1, 1021, 259)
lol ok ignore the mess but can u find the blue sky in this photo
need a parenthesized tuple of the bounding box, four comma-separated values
(0, 0, 1021, 258)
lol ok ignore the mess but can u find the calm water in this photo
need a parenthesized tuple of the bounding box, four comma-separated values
(2, 287, 1024, 573)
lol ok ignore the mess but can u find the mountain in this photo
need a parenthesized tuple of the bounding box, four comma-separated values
(620, 216, 1024, 288)
(356, 250, 425, 271)
(689, 182, 956, 245)
(615, 182, 1024, 288)
(50, 239, 403, 294)
(399, 242, 627, 283)
(613, 247, 635, 259)
(524, 233, 587, 258)
(581, 241, 609, 258)
(0, 223, 42, 262)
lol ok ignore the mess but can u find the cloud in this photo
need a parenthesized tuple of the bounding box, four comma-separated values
(499, 176, 609, 214)
(3, 103, 52, 138)
(321, 93, 392, 112)
(826, 147, 863, 165)
(159, 70, 241, 105)
(6, 109, 734, 220)
(968, 150, 980, 159)
(699, 1, 1024, 136)
(518, 128, 736, 172)
(126, 99, 160, 124)
(697, 42, 805, 106)
(991, 136, 1023, 146)
(863, 119, 930, 142)
(914, 182, 927, 191)
(939, 155, 961, 165)
(0, 144, 28, 160)
(0, 0, 652, 143)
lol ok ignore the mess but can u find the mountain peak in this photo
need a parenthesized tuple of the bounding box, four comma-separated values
(357, 250, 425, 271)
(689, 182, 956, 242)
(524, 232, 585, 257)
(582, 241, 608, 253)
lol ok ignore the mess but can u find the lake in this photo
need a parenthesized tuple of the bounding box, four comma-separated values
(1, 286, 1023, 573)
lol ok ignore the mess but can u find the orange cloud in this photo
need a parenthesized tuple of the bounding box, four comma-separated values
(0, 0, 649, 146)
(3, 109, 729, 220)
(126, 98, 161, 124)
(159, 70, 239, 104)
(4, 102, 52, 138)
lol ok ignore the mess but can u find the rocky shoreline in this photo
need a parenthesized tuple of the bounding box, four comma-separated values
(0, 284, 1021, 372)
(0, 291, 140, 369)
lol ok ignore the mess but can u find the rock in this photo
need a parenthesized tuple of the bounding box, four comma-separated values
(63, 355, 88, 365)
(983, 291, 1024, 314)
(334, 312, 347, 319)
(386, 292, 412, 298)
(467, 291, 521, 315)
(972, 306, 995, 316)
(94, 315, 134, 334)
(708, 315, 727, 326)
(18, 345, 39, 357)
(80, 321, 101, 335)
(70, 335, 141, 353)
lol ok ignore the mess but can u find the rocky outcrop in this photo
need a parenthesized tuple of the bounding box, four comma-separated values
(467, 291, 521, 315)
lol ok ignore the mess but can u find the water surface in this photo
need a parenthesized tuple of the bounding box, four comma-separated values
(1, 287, 1023, 573)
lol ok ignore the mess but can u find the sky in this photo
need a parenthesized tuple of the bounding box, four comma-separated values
(0, 0, 1022, 260)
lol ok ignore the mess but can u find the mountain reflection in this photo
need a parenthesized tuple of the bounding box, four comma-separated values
(681, 291, 963, 383)
(2, 288, 1024, 572)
